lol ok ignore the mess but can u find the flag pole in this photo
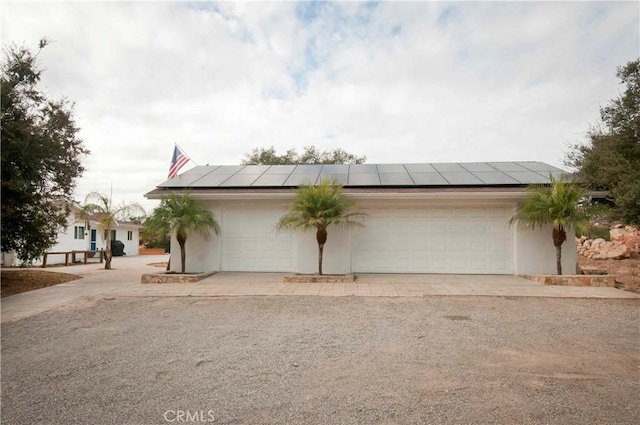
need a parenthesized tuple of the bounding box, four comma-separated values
(175, 142, 198, 166)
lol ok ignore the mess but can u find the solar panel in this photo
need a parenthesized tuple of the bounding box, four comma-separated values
(540, 170, 566, 179)
(409, 172, 449, 185)
(210, 165, 244, 175)
(440, 172, 483, 185)
(505, 171, 550, 184)
(460, 163, 497, 172)
(251, 174, 289, 186)
(473, 172, 519, 184)
(154, 162, 566, 189)
(236, 165, 270, 175)
(433, 163, 466, 172)
(379, 173, 414, 185)
(517, 162, 561, 172)
(317, 174, 348, 185)
(320, 164, 349, 174)
(220, 174, 261, 187)
(405, 163, 437, 173)
(349, 164, 378, 174)
(158, 174, 204, 187)
(488, 162, 529, 172)
(292, 164, 323, 174)
(190, 173, 235, 187)
(348, 173, 381, 185)
(179, 166, 218, 175)
(284, 174, 319, 186)
(263, 165, 296, 174)
(377, 164, 406, 173)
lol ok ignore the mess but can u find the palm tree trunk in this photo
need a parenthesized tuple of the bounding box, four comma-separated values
(166, 256, 171, 271)
(318, 243, 324, 275)
(552, 225, 567, 275)
(555, 245, 562, 275)
(316, 227, 327, 275)
(177, 236, 186, 274)
(104, 230, 112, 270)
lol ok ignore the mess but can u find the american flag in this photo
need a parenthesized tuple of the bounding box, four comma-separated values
(168, 145, 190, 179)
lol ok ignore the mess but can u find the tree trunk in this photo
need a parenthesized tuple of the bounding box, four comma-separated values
(166, 256, 171, 271)
(318, 243, 324, 275)
(104, 230, 112, 270)
(316, 227, 328, 276)
(552, 225, 567, 275)
(177, 236, 186, 274)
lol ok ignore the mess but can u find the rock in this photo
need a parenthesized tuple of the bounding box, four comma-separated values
(591, 238, 606, 248)
(612, 224, 624, 229)
(595, 242, 630, 260)
(623, 235, 640, 250)
(610, 228, 626, 240)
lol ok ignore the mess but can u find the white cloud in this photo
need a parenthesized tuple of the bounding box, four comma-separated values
(2, 1, 638, 212)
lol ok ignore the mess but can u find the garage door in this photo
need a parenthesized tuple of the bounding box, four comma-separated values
(351, 206, 513, 274)
(221, 208, 293, 272)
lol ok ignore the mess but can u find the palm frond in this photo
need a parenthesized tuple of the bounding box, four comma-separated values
(144, 192, 220, 241)
(509, 174, 589, 232)
(276, 179, 365, 233)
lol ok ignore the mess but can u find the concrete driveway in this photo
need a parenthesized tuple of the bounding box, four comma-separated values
(1, 254, 638, 323)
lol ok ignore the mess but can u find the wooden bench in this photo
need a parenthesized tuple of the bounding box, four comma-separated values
(42, 250, 104, 267)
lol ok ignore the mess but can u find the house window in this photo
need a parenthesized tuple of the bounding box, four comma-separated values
(74, 226, 85, 239)
(111, 229, 117, 241)
(127, 231, 133, 241)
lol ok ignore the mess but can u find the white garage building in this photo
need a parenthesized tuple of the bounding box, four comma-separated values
(146, 162, 576, 275)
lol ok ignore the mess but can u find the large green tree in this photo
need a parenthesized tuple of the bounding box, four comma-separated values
(1, 41, 89, 262)
(143, 193, 220, 274)
(82, 192, 145, 270)
(509, 175, 588, 275)
(277, 180, 365, 275)
(566, 59, 640, 225)
(242, 146, 366, 165)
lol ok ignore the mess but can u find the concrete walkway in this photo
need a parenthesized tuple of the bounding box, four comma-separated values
(2, 255, 638, 323)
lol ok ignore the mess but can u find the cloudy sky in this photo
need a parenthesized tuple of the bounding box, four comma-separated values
(2, 0, 638, 212)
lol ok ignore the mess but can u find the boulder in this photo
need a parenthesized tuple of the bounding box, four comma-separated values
(591, 238, 606, 248)
(610, 228, 626, 240)
(594, 241, 630, 260)
(623, 235, 640, 250)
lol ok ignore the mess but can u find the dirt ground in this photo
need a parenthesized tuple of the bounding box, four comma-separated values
(2, 296, 638, 425)
(578, 257, 640, 292)
(0, 269, 81, 298)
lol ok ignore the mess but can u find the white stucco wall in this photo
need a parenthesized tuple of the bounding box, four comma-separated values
(172, 197, 578, 276)
(115, 226, 140, 256)
(170, 202, 222, 273)
(34, 210, 89, 265)
(513, 224, 578, 275)
(295, 227, 351, 275)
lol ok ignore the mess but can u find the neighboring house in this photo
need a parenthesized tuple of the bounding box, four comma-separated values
(3, 204, 142, 266)
(145, 162, 577, 275)
(83, 214, 142, 258)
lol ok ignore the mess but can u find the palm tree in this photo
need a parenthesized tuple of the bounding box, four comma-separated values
(82, 192, 146, 270)
(143, 192, 220, 274)
(509, 175, 588, 275)
(277, 179, 365, 275)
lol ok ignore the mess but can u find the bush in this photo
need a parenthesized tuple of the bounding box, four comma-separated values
(587, 226, 610, 241)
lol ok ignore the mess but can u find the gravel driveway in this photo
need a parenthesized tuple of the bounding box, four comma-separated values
(2, 296, 638, 424)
